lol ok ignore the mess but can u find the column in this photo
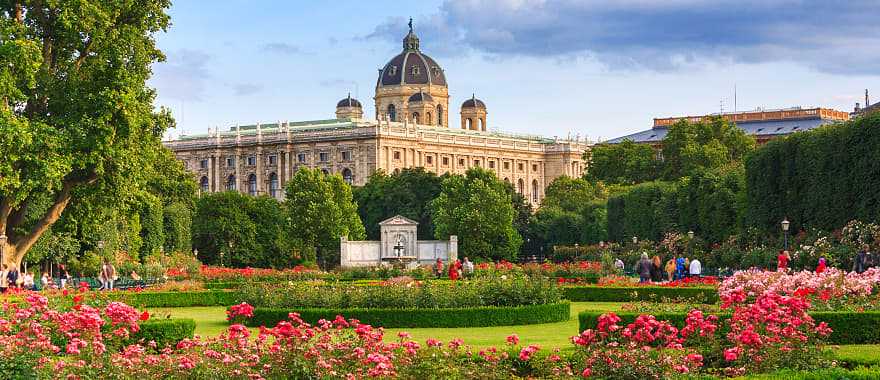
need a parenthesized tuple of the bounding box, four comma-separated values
(207, 155, 214, 192)
(255, 147, 263, 194)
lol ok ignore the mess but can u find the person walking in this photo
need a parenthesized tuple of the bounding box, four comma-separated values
(650, 255, 663, 282)
(106, 261, 117, 290)
(434, 258, 444, 279)
(637, 253, 652, 283)
(6, 265, 19, 290)
(675, 256, 686, 280)
(689, 258, 702, 278)
(664, 259, 676, 282)
(816, 257, 827, 274)
(777, 250, 790, 272)
(462, 257, 474, 278)
(854, 245, 869, 274)
(448, 259, 461, 281)
(0, 265, 8, 293)
(614, 258, 625, 272)
(60, 267, 70, 289)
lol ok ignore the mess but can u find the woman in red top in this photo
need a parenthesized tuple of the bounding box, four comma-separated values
(448, 259, 460, 280)
(777, 250, 790, 272)
(816, 257, 827, 274)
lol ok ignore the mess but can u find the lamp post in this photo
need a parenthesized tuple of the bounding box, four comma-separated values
(781, 218, 790, 250)
(219, 251, 224, 267)
(632, 236, 638, 245)
(97, 240, 105, 256)
(193, 249, 199, 258)
(687, 231, 695, 240)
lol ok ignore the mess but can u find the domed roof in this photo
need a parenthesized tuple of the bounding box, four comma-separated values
(462, 95, 486, 109)
(377, 22, 447, 88)
(337, 94, 362, 108)
(408, 91, 433, 103)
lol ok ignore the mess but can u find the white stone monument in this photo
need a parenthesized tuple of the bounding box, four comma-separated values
(340, 215, 457, 268)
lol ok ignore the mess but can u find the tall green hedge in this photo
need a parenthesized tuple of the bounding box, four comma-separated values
(746, 114, 880, 231)
(113, 290, 239, 308)
(578, 310, 880, 345)
(247, 302, 570, 328)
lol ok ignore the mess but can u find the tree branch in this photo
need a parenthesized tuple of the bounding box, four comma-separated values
(0, 197, 11, 235)
(74, 35, 93, 70)
(14, 3, 23, 24)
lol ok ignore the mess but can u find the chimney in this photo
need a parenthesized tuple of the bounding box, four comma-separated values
(867, 89, 871, 107)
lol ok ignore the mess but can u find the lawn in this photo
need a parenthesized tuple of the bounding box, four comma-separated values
(149, 302, 623, 348)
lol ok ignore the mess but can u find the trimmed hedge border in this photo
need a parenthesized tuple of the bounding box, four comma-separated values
(578, 310, 880, 345)
(112, 290, 240, 308)
(130, 319, 196, 348)
(246, 302, 571, 328)
(562, 285, 718, 303)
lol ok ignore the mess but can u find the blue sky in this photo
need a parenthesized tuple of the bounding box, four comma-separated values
(152, 0, 880, 142)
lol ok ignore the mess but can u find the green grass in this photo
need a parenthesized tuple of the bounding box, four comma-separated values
(831, 344, 880, 366)
(150, 302, 623, 348)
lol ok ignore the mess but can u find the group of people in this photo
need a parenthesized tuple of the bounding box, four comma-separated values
(433, 257, 474, 280)
(633, 253, 702, 283)
(776, 244, 872, 274)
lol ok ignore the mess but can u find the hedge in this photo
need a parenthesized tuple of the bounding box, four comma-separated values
(578, 310, 880, 345)
(130, 319, 196, 348)
(113, 290, 239, 307)
(246, 302, 571, 328)
(562, 285, 718, 303)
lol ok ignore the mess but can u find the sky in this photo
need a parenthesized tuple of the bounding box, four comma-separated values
(151, 0, 880, 142)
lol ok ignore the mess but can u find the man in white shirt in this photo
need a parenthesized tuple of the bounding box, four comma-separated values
(614, 258, 625, 272)
(689, 259, 702, 278)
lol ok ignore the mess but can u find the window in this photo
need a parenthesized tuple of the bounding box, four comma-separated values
(517, 179, 524, 194)
(226, 157, 235, 167)
(268, 155, 277, 166)
(200, 159, 208, 169)
(474, 160, 480, 167)
(426, 155, 433, 165)
(269, 173, 279, 198)
(199, 176, 209, 193)
(532, 164, 538, 172)
(297, 153, 307, 163)
(342, 168, 353, 185)
(247, 174, 257, 196)
(341, 151, 352, 161)
(466, 118, 473, 129)
(388, 65, 397, 76)
(321, 169, 330, 175)
(518, 163, 524, 171)
(503, 161, 510, 170)
(393, 151, 401, 160)
(412, 112, 420, 123)
(387, 104, 397, 122)
(459, 158, 465, 166)
(411, 65, 419, 75)
(226, 175, 236, 191)
(532, 180, 539, 202)
(319, 152, 329, 162)
(247, 156, 256, 166)
(437, 105, 443, 126)
(426, 112, 432, 124)
(442, 157, 449, 166)
(488, 160, 495, 169)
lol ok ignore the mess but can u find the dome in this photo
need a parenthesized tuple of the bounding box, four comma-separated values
(337, 94, 362, 108)
(408, 91, 434, 103)
(377, 24, 447, 88)
(461, 95, 486, 109)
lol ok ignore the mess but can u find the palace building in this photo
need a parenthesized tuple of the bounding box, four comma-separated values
(163, 23, 590, 205)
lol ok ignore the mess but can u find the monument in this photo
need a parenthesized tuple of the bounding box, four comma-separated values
(340, 215, 457, 268)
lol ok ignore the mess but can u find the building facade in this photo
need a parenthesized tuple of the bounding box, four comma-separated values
(606, 107, 850, 146)
(163, 23, 589, 205)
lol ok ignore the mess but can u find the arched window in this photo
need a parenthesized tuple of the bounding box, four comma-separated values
(479, 118, 485, 131)
(503, 177, 510, 183)
(269, 172, 279, 198)
(387, 104, 396, 122)
(532, 180, 539, 202)
(466, 118, 473, 130)
(226, 175, 236, 191)
(199, 176, 209, 193)
(425, 112, 432, 125)
(517, 179, 524, 194)
(412, 112, 420, 124)
(342, 168, 353, 185)
(247, 174, 257, 196)
(436, 105, 443, 126)
(321, 169, 330, 175)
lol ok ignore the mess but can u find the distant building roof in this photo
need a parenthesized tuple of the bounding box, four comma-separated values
(605, 107, 848, 144)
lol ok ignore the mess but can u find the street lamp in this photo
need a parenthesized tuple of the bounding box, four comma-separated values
(193, 249, 199, 258)
(632, 236, 638, 245)
(219, 251, 225, 267)
(687, 231, 695, 240)
(781, 218, 791, 250)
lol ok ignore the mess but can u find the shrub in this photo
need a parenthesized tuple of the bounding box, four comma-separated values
(246, 302, 571, 328)
(113, 290, 239, 307)
(562, 285, 718, 303)
(130, 319, 196, 348)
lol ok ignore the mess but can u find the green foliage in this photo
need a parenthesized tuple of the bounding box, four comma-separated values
(606, 181, 678, 242)
(238, 278, 562, 309)
(563, 286, 718, 303)
(431, 168, 522, 261)
(247, 302, 570, 328)
(114, 290, 239, 308)
(163, 202, 192, 254)
(746, 114, 880, 232)
(661, 116, 756, 179)
(585, 140, 660, 185)
(353, 168, 443, 240)
(533, 176, 609, 249)
(130, 319, 196, 349)
(284, 168, 365, 267)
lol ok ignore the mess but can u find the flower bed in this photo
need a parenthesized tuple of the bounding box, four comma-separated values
(237, 278, 562, 310)
(562, 285, 719, 303)
(719, 268, 880, 311)
(247, 302, 571, 328)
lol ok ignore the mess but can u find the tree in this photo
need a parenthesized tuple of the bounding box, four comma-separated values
(431, 168, 522, 261)
(0, 1, 174, 268)
(661, 117, 756, 180)
(585, 140, 660, 185)
(353, 168, 442, 240)
(284, 168, 365, 268)
(533, 176, 608, 250)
